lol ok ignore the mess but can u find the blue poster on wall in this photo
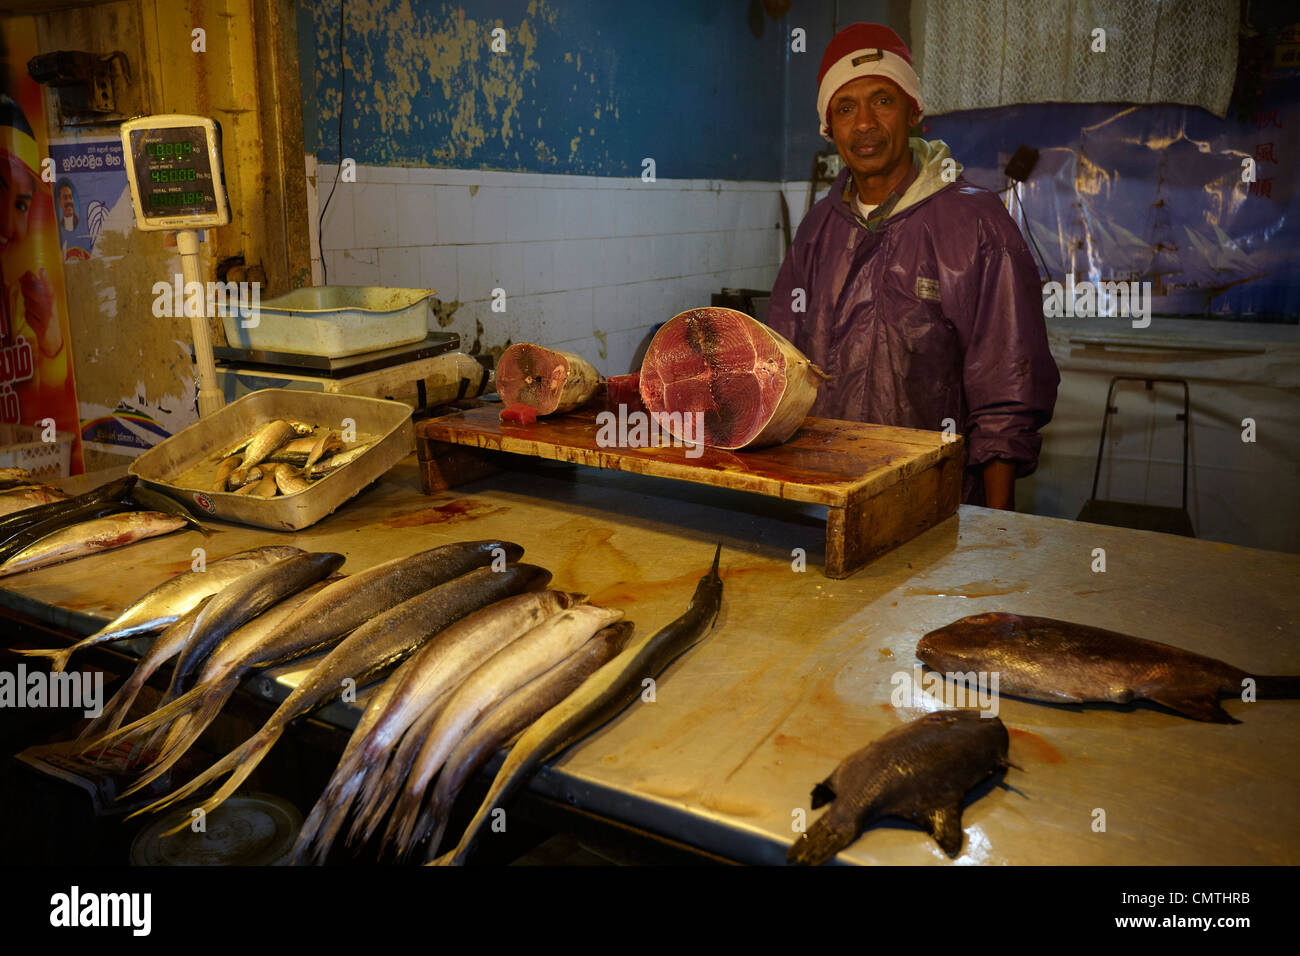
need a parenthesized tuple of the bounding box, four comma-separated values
(47, 140, 127, 262)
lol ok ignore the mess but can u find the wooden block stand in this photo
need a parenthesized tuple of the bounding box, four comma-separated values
(415, 405, 963, 578)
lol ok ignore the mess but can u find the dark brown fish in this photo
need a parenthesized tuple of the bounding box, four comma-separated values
(787, 710, 1011, 865)
(917, 612, 1300, 724)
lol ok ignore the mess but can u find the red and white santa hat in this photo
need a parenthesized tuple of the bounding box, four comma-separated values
(816, 23, 923, 140)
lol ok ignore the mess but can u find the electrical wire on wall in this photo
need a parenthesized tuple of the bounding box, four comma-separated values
(318, 0, 347, 285)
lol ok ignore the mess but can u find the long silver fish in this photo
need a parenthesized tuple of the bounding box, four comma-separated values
(0, 512, 187, 578)
(235, 540, 527, 670)
(14, 546, 304, 672)
(129, 562, 552, 832)
(433, 544, 723, 866)
(87, 578, 340, 794)
(292, 589, 579, 864)
(0, 487, 68, 515)
(417, 621, 634, 861)
(384, 603, 625, 857)
(158, 551, 345, 703)
(79, 595, 215, 749)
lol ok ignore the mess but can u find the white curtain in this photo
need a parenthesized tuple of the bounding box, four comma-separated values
(911, 0, 1240, 117)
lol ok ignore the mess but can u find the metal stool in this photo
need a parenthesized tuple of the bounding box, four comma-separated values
(1076, 376, 1195, 537)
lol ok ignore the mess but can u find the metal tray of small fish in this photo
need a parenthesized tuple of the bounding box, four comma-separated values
(129, 389, 413, 531)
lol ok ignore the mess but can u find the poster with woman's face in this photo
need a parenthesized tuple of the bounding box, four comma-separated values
(0, 17, 84, 473)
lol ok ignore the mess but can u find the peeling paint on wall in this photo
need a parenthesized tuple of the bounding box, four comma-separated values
(300, 0, 786, 179)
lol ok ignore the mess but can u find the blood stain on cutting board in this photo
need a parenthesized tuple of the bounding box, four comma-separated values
(380, 498, 510, 528)
(1008, 728, 1064, 763)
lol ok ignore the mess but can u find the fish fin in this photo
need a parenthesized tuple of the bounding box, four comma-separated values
(427, 850, 457, 867)
(1253, 675, 1300, 699)
(1144, 691, 1239, 724)
(810, 780, 835, 810)
(786, 813, 855, 866)
(923, 802, 966, 857)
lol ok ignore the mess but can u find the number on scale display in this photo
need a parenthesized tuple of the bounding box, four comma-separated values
(130, 126, 218, 218)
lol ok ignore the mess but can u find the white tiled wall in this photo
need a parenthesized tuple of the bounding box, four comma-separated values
(306, 158, 790, 376)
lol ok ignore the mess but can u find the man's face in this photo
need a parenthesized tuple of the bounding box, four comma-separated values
(0, 152, 34, 254)
(59, 186, 75, 219)
(828, 76, 919, 186)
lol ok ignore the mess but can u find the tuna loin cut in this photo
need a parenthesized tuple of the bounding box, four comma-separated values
(496, 344, 602, 415)
(638, 307, 828, 449)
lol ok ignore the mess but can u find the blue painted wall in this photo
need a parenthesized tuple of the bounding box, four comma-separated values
(779, 0, 897, 181)
(299, 0, 796, 180)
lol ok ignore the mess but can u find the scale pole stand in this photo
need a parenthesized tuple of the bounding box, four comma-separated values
(176, 228, 225, 417)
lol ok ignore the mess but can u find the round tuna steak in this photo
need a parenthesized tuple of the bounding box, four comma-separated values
(638, 307, 828, 450)
(496, 343, 602, 416)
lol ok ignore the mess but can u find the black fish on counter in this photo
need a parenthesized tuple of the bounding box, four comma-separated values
(918, 612, 1300, 724)
(787, 710, 1013, 866)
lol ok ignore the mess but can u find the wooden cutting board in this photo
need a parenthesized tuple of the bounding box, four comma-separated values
(415, 405, 964, 577)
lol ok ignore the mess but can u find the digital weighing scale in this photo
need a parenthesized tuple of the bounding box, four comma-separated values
(121, 114, 231, 418)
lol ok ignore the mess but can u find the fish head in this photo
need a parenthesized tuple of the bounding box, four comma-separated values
(917, 612, 1024, 670)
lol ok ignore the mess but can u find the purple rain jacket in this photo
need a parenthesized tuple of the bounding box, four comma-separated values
(766, 138, 1060, 505)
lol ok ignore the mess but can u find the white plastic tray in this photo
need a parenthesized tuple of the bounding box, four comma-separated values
(223, 286, 435, 358)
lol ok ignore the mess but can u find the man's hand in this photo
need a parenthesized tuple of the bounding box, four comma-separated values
(982, 459, 1016, 511)
(19, 268, 61, 358)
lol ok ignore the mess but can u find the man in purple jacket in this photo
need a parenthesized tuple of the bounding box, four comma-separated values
(766, 24, 1059, 509)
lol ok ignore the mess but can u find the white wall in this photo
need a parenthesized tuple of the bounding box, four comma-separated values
(305, 157, 788, 376)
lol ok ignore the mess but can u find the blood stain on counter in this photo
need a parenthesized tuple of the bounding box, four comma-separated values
(903, 579, 1026, 598)
(1008, 728, 1064, 763)
(589, 562, 775, 606)
(380, 498, 509, 528)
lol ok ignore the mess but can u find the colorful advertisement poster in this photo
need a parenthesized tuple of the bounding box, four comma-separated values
(49, 140, 127, 262)
(0, 18, 84, 473)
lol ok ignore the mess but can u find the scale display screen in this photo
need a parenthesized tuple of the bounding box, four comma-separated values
(121, 115, 231, 230)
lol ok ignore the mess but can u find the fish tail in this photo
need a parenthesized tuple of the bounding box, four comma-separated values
(348, 733, 419, 847)
(128, 728, 277, 822)
(78, 684, 205, 756)
(382, 780, 429, 857)
(310, 770, 368, 864)
(786, 814, 855, 866)
(291, 756, 366, 865)
(12, 645, 75, 673)
(118, 686, 232, 797)
(419, 807, 451, 864)
(1253, 675, 1300, 699)
(77, 683, 146, 753)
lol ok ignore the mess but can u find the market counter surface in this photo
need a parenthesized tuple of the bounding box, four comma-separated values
(2, 458, 1296, 865)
